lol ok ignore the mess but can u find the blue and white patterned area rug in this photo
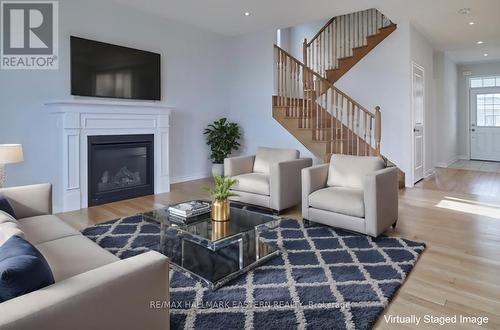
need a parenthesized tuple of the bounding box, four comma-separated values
(82, 215, 425, 330)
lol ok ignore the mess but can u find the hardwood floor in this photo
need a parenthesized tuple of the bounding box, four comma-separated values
(58, 169, 500, 329)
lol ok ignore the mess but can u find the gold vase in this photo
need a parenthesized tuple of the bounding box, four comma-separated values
(212, 220, 230, 240)
(212, 199, 230, 222)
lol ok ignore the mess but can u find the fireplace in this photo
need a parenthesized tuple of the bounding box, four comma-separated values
(88, 134, 154, 206)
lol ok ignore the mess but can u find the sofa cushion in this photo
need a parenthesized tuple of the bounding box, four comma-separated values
(327, 155, 385, 189)
(0, 194, 16, 219)
(0, 210, 18, 225)
(253, 147, 299, 175)
(308, 187, 365, 218)
(0, 235, 54, 302)
(35, 235, 119, 282)
(18, 215, 80, 245)
(0, 222, 25, 246)
(231, 173, 270, 196)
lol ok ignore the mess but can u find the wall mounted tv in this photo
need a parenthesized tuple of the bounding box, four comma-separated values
(71, 36, 161, 101)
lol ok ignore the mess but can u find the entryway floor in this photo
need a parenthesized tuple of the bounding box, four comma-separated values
(448, 159, 500, 173)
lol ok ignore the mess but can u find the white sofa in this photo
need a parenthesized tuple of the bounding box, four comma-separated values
(302, 155, 398, 237)
(225, 147, 312, 213)
(0, 184, 170, 330)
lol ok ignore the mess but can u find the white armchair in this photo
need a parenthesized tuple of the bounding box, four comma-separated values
(302, 154, 398, 237)
(225, 147, 312, 213)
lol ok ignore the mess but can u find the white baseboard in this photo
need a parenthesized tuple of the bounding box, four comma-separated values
(458, 155, 469, 160)
(425, 168, 435, 177)
(170, 171, 211, 184)
(435, 156, 459, 168)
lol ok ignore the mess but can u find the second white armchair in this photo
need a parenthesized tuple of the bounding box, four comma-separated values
(302, 154, 398, 237)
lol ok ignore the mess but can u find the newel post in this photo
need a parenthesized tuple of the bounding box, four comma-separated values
(303, 38, 308, 67)
(375, 106, 381, 156)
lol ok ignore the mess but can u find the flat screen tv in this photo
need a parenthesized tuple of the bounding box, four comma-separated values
(71, 36, 161, 101)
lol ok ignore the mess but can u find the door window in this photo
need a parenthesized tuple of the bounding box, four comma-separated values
(476, 93, 500, 127)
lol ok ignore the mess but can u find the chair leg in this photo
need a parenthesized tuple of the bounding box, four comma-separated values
(392, 220, 398, 229)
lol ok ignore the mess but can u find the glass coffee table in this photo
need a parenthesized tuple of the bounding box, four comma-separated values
(142, 203, 281, 289)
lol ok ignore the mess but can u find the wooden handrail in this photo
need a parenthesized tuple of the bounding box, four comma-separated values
(274, 45, 374, 119)
(305, 17, 336, 47)
(303, 8, 394, 77)
(274, 45, 381, 157)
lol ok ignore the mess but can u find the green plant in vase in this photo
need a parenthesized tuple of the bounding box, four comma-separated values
(203, 118, 241, 176)
(205, 175, 238, 221)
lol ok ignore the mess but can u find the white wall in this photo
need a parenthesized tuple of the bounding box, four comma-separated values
(456, 61, 500, 158)
(225, 30, 316, 161)
(0, 0, 229, 194)
(409, 24, 437, 176)
(434, 52, 458, 167)
(286, 19, 329, 61)
(335, 21, 413, 186)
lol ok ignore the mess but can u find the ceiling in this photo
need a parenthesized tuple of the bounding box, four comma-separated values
(111, 0, 500, 64)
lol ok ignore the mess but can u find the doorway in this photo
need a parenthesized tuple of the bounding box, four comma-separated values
(470, 88, 500, 161)
(412, 63, 425, 184)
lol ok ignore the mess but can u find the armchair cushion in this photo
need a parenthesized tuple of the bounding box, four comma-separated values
(224, 155, 255, 177)
(308, 187, 365, 218)
(253, 147, 299, 175)
(231, 173, 269, 196)
(327, 155, 384, 189)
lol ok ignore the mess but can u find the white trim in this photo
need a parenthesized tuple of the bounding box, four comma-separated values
(458, 154, 469, 160)
(410, 62, 426, 186)
(435, 156, 458, 168)
(45, 99, 172, 113)
(170, 172, 210, 184)
(46, 101, 173, 212)
(424, 168, 435, 177)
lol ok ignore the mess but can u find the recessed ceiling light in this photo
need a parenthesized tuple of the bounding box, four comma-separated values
(468, 21, 476, 25)
(484, 53, 489, 57)
(477, 41, 484, 44)
(458, 8, 471, 15)
(244, 12, 251, 16)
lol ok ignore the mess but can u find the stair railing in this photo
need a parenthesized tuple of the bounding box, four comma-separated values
(274, 45, 381, 157)
(303, 8, 393, 77)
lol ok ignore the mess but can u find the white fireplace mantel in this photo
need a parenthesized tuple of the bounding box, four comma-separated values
(45, 99, 173, 213)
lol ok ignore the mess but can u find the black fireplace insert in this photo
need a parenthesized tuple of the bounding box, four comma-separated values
(88, 134, 154, 206)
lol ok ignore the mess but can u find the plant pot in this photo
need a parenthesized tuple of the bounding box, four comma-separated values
(211, 163, 224, 177)
(212, 199, 230, 222)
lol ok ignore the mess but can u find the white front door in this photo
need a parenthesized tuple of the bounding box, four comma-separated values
(470, 88, 500, 161)
(412, 63, 425, 183)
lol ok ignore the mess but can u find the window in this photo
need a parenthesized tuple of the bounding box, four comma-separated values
(470, 76, 500, 88)
(476, 93, 500, 127)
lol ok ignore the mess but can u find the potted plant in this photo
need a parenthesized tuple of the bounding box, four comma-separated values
(205, 175, 238, 221)
(204, 118, 241, 176)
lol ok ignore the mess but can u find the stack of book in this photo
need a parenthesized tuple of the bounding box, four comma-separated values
(167, 200, 211, 223)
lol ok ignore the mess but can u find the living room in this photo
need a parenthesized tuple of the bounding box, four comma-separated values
(1, 0, 499, 329)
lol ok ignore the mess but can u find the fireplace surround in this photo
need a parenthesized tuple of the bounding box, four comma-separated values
(46, 100, 172, 212)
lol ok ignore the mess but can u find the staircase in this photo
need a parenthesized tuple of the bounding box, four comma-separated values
(303, 8, 396, 83)
(273, 8, 405, 187)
